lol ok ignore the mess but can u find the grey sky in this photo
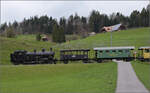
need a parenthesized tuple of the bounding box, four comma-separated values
(1, 1, 149, 24)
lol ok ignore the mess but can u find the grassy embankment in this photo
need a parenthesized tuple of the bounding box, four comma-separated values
(132, 61, 150, 91)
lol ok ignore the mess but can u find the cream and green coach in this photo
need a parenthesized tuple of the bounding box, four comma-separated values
(94, 46, 135, 62)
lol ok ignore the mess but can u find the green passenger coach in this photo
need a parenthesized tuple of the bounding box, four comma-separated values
(94, 46, 135, 62)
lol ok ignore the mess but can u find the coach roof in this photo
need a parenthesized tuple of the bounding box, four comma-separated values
(139, 46, 150, 49)
(93, 46, 135, 50)
(60, 49, 90, 52)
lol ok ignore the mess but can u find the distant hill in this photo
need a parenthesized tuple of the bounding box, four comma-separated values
(0, 27, 150, 65)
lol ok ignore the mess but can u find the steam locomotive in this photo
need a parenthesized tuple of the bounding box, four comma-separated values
(10, 48, 56, 65)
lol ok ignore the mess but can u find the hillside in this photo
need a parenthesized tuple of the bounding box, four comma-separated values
(0, 27, 150, 65)
(57, 27, 150, 49)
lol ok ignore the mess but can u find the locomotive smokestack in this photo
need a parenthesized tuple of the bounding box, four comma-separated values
(42, 48, 45, 52)
(50, 48, 52, 51)
(34, 49, 36, 53)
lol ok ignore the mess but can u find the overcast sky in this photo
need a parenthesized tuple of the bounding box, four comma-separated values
(1, 1, 149, 24)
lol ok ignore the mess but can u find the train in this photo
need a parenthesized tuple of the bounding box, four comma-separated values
(10, 46, 150, 65)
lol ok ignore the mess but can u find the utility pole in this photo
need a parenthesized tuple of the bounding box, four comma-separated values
(109, 23, 121, 46)
(110, 31, 112, 47)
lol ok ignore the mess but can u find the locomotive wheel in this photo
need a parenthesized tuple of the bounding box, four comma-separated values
(83, 60, 88, 63)
(125, 58, 132, 62)
(97, 59, 102, 63)
(64, 61, 68, 64)
(14, 63, 19, 65)
(53, 60, 56, 64)
(48, 61, 53, 64)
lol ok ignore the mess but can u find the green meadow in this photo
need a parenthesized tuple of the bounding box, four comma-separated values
(0, 27, 149, 93)
(0, 63, 117, 93)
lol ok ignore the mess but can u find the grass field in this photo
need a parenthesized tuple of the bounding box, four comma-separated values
(0, 27, 150, 65)
(131, 61, 150, 91)
(0, 27, 149, 93)
(0, 62, 117, 93)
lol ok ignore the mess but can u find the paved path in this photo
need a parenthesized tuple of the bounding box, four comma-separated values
(114, 60, 149, 93)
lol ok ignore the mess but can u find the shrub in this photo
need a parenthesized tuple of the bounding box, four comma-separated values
(6, 27, 16, 38)
(66, 34, 81, 41)
(36, 34, 41, 41)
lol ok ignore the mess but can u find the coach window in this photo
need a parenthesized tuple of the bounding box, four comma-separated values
(83, 51, 85, 55)
(79, 51, 81, 55)
(99, 51, 103, 53)
(125, 50, 129, 52)
(145, 49, 150, 53)
(64, 51, 67, 55)
(106, 50, 109, 53)
(65, 51, 68, 55)
(119, 50, 122, 52)
(86, 51, 88, 55)
(112, 50, 116, 52)
(85, 51, 87, 55)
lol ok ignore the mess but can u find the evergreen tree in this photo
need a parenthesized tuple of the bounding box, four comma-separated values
(36, 33, 41, 41)
(140, 8, 147, 27)
(52, 24, 58, 42)
(59, 26, 66, 43)
(0, 22, 8, 32)
(89, 10, 101, 33)
(52, 24, 66, 43)
(59, 17, 66, 34)
(1, 7, 149, 35)
(129, 10, 141, 27)
(6, 27, 16, 38)
(66, 15, 74, 34)
(81, 16, 87, 29)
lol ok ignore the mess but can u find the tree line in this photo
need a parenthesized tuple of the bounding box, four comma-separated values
(0, 4, 149, 43)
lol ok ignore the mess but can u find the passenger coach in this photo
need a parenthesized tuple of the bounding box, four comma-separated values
(138, 47, 150, 61)
(94, 46, 135, 62)
(60, 49, 90, 64)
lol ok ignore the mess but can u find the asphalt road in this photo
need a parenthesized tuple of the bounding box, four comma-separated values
(114, 60, 149, 93)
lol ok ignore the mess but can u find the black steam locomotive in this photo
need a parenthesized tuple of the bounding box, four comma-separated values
(11, 48, 56, 65)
